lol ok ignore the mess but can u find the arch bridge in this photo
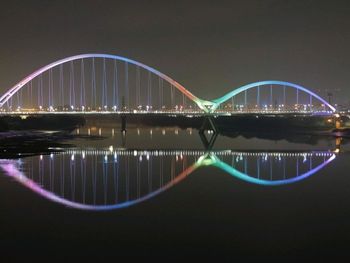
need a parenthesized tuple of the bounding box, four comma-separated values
(0, 54, 336, 114)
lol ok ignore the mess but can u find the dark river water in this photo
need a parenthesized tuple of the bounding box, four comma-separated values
(1, 124, 350, 260)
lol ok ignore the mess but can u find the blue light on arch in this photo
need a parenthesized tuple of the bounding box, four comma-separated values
(211, 80, 336, 112)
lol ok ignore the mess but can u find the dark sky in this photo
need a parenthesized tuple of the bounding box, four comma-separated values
(1, 0, 350, 104)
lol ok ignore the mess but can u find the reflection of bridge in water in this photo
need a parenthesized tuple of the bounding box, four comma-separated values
(0, 148, 336, 211)
(0, 54, 336, 115)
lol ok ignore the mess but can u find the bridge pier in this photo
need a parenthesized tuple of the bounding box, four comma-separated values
(199, 115, 219, 150)
(336, 137, 342, 152)
(121, 130, 127, 147)
(199, 115, 218, 133)
(121, 115, 127, 132)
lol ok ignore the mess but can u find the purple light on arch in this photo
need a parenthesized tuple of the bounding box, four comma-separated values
(0, 53, 209, 110)
(0, 159, 199, 211)
(0, 151, 336, 210)
(0, 55, 335, 113)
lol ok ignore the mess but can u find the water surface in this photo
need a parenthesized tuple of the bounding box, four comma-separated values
(1, 125, 350, 259)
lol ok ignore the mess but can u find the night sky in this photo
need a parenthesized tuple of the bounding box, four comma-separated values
(1, 0, 350, 104)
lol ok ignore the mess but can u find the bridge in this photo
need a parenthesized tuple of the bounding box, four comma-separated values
(0, 54, 336, 115)
(0, 148, 336, 210)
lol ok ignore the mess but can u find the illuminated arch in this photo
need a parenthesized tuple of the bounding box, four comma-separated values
(0, 150, 336, 210)
(210, 80, 336, 112)
(197, 152, 336, 186)
(0, 159, 199, 211)
(0, 54, 213, 112)
(0, 56, 335, 113)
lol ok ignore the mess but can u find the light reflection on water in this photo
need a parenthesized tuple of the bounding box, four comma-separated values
(69, 125, 344, 151)
(0, 145, 337, 210)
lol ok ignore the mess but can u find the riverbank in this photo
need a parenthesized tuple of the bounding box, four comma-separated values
(0, 113, 348, 136)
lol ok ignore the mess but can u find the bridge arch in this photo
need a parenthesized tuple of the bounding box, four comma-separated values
(197, 152, 336, 186)
(0, 160, 196, 211)
(210, 80, 336, 112)
(0, 150, 336, 210)
(0, 54, 212, 112)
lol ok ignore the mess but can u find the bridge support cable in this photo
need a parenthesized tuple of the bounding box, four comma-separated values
(296, 157, 299, 177)
(310, 156, 313, 170)
(59, 65, 64, 107)
(30, 80, 33, 108)
(81, 157, 86, 203)
(113, 159, 119, 203)
(124, 62, 129, 110)
(20, 85, 23, 108)
(296, 88, 299, 106)
(113, 60, 119, 109)
(147, 71, 151, 108)
(48, 68, 53, 107)
(309, 94, 312, 111)
(270, 157, 273, 180)
(69, 61, 75, 108)
(137, 157, 141, 199)
(182, 93, 186, 110)
(38, 75, 43, 108)
(40, 74, 44, 108)
(231, 96, 234, 111)
(92, 155, 97, 204)
(16, 88, 20, 109)
(148, 156, 152, 193)
(160, 158, 163, 187)
(102, 58, 108, 108)
(159, 77, 163, 109)
(270, 85, 273, 108)
(80, 59, 86, 108)
(103, 157, 108, 204)
(60, 157, 65, 196)
(91, 58, 96, 109)
(170, 84, 174, 109)
(136, 66, 140, 108)
(125, 156, 130, 201)
(70, 154, 76, 201)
